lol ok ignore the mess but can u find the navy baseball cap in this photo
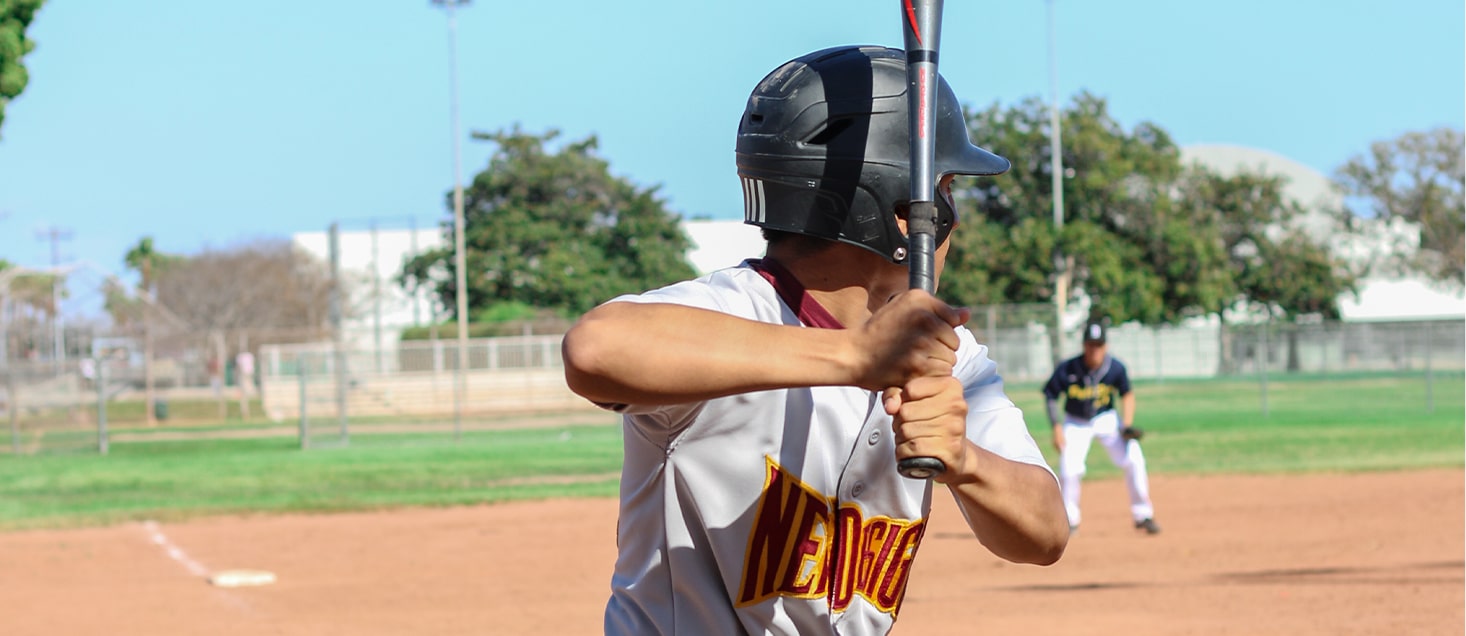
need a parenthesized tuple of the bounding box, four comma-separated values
(1082, 321, 1107, 344)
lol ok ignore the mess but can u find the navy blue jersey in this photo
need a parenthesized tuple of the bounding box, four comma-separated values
(1042, 355, 1132, 420)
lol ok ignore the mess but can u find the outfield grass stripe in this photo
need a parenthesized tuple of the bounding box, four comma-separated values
(1, 374, 1460, 531)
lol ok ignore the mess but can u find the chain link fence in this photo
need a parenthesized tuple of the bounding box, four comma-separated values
(966, 306, 1465, 383)
(261, 335, 593, 448)
(2, 314, 1460, 455)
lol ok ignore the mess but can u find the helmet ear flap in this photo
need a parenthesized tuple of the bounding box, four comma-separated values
(935, 192, 958, 247)
(743, 170, 912, 262)
(892, 190, 956, 254)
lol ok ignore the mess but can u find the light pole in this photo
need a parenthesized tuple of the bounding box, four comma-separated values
(1046, 0, 1069, 362)
(432, 0, 470, 440)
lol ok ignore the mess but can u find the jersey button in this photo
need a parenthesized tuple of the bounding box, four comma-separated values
(867, 430, 880, 445)
(851, 482, 866, 498)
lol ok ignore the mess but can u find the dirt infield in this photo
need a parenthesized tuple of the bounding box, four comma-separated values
(2, 469, 1460, 635)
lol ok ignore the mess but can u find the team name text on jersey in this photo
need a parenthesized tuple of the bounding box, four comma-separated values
(737, 457, 926, 616)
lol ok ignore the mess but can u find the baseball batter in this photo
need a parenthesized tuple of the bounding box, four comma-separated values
(1042, 320, 1160, 534)
(562, 46, 1068, 635)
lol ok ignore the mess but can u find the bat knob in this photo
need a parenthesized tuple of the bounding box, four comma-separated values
(898, 456, 946, 480)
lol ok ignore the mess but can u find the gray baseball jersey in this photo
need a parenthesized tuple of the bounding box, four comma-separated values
(600, 260, 1052, 635)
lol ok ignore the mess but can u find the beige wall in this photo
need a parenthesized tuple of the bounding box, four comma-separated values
(262, 368, 598, 420)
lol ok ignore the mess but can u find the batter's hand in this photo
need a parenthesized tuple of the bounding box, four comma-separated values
(853, 290, 970, 391)
(884, 375, 969, 483)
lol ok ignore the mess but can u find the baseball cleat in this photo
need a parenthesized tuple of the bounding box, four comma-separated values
(1134, 518, 1161, 535)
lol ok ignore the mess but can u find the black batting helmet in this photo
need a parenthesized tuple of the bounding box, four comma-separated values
(735, 45, 1009, 263)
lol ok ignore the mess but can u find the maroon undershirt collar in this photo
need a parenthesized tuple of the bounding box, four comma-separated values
(747, 259, 845, 330)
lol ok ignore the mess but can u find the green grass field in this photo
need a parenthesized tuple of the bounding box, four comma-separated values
(1, 373, 1461, 531)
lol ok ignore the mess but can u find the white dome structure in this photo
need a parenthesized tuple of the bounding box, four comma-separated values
(1181, 144, 1345, 242)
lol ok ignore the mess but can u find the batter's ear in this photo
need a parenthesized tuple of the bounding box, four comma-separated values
(893, 208, 910, 236)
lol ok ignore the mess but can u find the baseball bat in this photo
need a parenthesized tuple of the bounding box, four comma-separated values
(897, 0, 947, 480)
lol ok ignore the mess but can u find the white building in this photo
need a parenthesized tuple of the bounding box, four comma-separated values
(293, 226, 445, 352)
(684, 219, 766, 273)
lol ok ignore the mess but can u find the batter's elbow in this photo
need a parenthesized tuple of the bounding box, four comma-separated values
(1028, 499, 1072, 566)
(1030, 532, 1069, 566)
(999, 530, 1068, 566)
(561, 315, 617, 402)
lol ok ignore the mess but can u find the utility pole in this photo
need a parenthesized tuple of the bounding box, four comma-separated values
(371, 220, 383, 373)
(410, 216, 422, 326)
(433, 0, 470, 441)
(1046, 0, 1070, 364)
(329, 223, 348, 444)
(35, 226, 73, 368)
(143, 275, 156, 426)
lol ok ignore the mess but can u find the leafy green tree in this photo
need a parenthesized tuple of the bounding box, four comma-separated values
(124, 237, 182, 289)
(0, 257, 61, 359)
(107, 237, 185, 327)
(940, 216, 1056, 307)
(1236, 229, 1359, 372)
(1192, 168, 1355, 315)
(0, 0, 44, 137)
(953, 91, 1358, 347)
(402, 127, 697, 318)
(1333, 127, 1465, 285)
(1185, 168, 1355, 371)
(0, 257, 57, 316)
(1124, 185, 1235, 323)
(1064, 219, 1168, 324)
(1240, 230, 1357, 320)
(950, 92, 1186, 325)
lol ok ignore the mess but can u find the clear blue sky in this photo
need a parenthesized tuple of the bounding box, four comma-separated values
(1, 0, 1461, 287)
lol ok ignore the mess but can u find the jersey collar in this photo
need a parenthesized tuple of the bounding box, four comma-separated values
(746, 259, 844, 330)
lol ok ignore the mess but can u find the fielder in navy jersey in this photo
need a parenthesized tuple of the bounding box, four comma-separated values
(1042, 320, 1160, 535)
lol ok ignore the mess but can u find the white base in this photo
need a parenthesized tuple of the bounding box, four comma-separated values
(209, 569, 277, 588)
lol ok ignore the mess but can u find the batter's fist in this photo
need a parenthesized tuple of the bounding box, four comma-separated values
(885, 375, 969, 482)
(853, 290, 969, 391)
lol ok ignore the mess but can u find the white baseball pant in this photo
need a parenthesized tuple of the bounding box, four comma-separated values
(1057, 409, 1154, 527)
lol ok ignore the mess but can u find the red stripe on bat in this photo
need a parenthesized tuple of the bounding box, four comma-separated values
(919, 68, 929, 138)
(904, 0, 924, 47)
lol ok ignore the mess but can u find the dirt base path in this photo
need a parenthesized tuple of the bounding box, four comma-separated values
(1, 469, 1460, 635)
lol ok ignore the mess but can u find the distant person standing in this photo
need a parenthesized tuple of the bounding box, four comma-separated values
(236, 350, 256, 419)
(208, 355, 223, 398)
(236, 351, 256, 395)
(78, 358, 97, 391)
(1042, 320, 1159, 535)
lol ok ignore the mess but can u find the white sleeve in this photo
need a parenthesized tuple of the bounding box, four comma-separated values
(602, 264, 769, 319)
(606, 280, 729, 313)
(954, 327, 1054, 474)
(591, 269, 762, 418)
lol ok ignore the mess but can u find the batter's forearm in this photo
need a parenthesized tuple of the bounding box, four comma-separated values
(563, 302, 860, 406)
(945, 441, 1069, 565)
(1121, 392, 1135, 427)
